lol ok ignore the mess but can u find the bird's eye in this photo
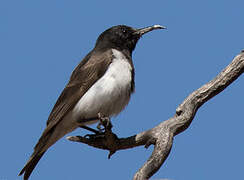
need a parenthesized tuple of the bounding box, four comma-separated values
(122, 28, 127, 34)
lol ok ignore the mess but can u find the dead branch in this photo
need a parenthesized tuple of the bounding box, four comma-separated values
(67, 50, 244, 180)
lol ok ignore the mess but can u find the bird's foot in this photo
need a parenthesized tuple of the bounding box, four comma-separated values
(96, 113, 113, 131)
(79, 125, 105, 139)
(79, 113, 113, 140)
(84, 131, 106, 139)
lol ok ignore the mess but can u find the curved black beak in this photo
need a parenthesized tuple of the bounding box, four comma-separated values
(134, 25, 166, 36)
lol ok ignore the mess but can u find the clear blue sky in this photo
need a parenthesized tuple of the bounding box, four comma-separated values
(1, 1, 244, 180)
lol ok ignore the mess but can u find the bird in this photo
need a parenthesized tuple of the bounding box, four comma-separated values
(19, 24, 165, 179)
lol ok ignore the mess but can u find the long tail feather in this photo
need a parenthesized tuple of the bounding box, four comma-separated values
(19, 151, 46, 180)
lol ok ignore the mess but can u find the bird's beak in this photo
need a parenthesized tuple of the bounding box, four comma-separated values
(134, 25, 166, 36)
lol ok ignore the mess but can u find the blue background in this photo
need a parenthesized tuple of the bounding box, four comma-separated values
(1, 1, 244, 180)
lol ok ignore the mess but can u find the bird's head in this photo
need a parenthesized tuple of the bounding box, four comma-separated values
(95, 25, 166, 54)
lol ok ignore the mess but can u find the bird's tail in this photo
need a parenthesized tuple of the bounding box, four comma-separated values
(19, 114, 76, 179)
(18, 126, 54, 180)
(19, 151, 46, 180)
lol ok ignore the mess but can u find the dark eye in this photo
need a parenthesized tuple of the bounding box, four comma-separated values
(122, 28, 127, 34)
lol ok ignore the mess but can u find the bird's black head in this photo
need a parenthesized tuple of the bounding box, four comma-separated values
(95, 25, 166, 54)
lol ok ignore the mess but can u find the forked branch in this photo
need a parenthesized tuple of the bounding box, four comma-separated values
(67, 50, 244, 180)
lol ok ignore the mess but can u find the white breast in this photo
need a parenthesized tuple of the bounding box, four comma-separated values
(72, 49, 133, 122)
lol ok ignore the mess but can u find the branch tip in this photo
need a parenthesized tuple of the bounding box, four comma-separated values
(108, 150, 116, 159)
(66, 136, 80, 142)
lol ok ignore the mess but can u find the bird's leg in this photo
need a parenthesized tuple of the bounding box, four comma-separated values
(79, 125, 100, 134)
(80, 124, 106, 139)
(77, 117, 100, 134)
(97, 112, 113, 131)
(77, 113, 113, 139)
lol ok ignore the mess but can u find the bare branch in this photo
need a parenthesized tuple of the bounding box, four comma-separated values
(67, 50, 244, 180)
